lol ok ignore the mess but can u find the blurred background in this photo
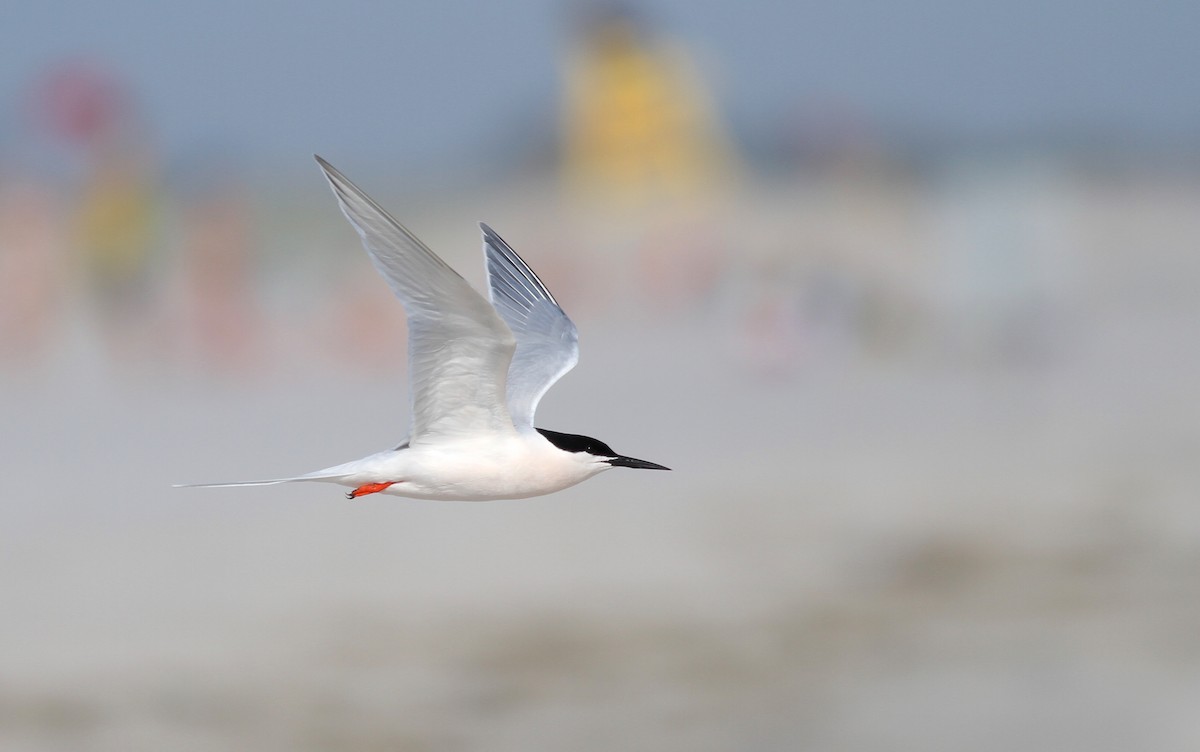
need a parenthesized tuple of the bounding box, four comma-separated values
(3, 1, 1200, 749)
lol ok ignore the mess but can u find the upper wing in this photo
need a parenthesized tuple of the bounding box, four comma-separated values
(315, 156, 517, 441)
(481, 223, 579, 432)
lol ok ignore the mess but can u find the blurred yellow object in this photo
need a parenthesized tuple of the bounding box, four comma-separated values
(75, 160, 156, 284)
(562, 16, 730, 206)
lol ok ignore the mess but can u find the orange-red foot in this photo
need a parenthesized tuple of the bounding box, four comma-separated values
(346, 482, 395, 499)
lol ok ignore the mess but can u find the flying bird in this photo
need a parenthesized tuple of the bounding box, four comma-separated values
(177, 156, 668, 500)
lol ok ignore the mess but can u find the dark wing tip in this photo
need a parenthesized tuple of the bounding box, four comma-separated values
(480, 222, 503, 244)
(313, 155, 344, 182)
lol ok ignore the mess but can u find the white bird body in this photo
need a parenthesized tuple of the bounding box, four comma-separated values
(291, 434, 611, 501)
(177, 156, 667, 501)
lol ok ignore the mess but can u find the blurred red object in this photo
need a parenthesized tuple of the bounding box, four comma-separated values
(31, 61, 129, 146)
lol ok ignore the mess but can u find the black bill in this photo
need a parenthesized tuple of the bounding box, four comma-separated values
(608, 455, 671, 470)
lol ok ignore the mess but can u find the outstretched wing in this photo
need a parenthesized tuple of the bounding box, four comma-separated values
(481, 223, 579, 432)
(315, 157, 517, 441)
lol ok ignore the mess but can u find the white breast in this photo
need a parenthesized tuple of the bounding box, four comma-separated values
(350, 433, 609, 501)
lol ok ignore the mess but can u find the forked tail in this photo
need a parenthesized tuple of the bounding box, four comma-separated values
(172, 470, 346, 489)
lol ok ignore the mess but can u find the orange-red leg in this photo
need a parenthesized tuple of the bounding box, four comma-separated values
(346, 481, 395, 499)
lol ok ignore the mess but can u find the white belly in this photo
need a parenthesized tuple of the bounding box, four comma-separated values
(326, 436, 607, 501)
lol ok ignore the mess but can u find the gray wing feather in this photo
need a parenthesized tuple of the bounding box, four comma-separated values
(481, 223, 579, 432)
(315, 157, 516, 441)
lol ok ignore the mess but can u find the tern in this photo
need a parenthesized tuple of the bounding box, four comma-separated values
(177, 156, 668, 500)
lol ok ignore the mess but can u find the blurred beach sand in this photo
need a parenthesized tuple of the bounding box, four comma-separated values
(3, 169, 1200, 750)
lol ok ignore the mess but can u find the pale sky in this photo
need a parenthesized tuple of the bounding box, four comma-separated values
(4, 0, 1198, 172)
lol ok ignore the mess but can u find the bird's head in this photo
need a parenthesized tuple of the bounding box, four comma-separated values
(537, 428, 670, 472)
